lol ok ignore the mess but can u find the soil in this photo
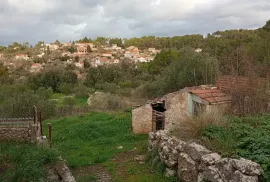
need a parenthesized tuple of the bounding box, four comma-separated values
(72, 164, 111, 182)
(72, 150, 140, 182)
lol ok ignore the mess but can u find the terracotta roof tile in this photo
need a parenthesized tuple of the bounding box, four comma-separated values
(188, 87, 232, 104)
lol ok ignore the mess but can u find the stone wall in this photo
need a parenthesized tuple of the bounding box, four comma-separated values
(132, 104, 153, 134)
(0, 124, 41, 142)
(148, 130, 262, 182)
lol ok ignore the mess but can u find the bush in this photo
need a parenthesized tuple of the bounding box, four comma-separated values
(201, 115, 270, 181)
(58, 83, 74, 95)
(62, 97, 76, 108)
(73, 84, 93, 98)
(88, 92, 127, 111)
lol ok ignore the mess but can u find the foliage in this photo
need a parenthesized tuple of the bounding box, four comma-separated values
(0, 142, 59, 182)
(43, 112, 146, 167)
(28, 68, 77, 92)
(0, 84, 56, 119)
(88, 92, 127, 111)
(201, 115, 270, 181)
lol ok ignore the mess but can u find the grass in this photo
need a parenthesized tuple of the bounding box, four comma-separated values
(51, 93, 88, 107)
(172, 108, 227, 140)
(43, 112, 146, 168)
(0, 142, 59, 182)
(43, 111, 175, 181)
(201, 114, 270, 181)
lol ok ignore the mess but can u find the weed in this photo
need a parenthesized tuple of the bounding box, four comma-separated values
(0, 143, 59, 182)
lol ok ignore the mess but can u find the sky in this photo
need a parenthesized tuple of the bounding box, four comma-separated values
(0, 0, 269, 45)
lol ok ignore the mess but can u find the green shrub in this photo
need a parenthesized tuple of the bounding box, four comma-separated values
(58, 83, 74, 95)
(201, 115, 270, 181)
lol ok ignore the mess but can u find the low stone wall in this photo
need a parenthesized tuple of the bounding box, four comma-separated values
(148, 130, 262, 182)
(0, 124, 41, 142)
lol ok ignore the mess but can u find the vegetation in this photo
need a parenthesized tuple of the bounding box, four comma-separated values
(43, 112, 176, 181)
(0, 142, 59, 182)
(201, 114, 270, 181)
(43, 112, 145, 167)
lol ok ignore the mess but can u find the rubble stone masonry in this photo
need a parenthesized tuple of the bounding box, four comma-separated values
(148, 130, 263, 182)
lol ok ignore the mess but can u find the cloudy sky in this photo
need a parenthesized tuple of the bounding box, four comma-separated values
(0, 0, 269, 45)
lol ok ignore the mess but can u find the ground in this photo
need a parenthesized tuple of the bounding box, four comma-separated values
(43, 112, 175, 181)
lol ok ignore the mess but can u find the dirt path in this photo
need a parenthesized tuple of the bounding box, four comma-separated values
(72, 164, 111, 182)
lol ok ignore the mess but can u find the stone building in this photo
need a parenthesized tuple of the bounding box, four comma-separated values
(132, 85, 232, 134)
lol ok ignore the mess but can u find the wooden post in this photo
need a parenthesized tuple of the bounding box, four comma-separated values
(39, 111, 42, 136)
(33, 106, 38, 124)
(48, 123, 52, 148)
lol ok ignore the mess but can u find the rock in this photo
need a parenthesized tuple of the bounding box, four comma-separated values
(165, 168, 176, 177)
(215, 158, 234, 181)
(231, 158, 262, 176)
(198, 166, 223, 182)
(175, 141, 186, 152)
(185, 142, 211, 161)
(178, 153, 198, 182)
(149, 132, 155, 140)
(47, 168, 60, 182)
(134, 155, 147, 162)
(231, 170, 259, 182)
(199, 153, 221, 171)
(117, 146, 123, 149)
(164, 159, 177, 168)
(170, 149, 179, 161)
(201, 153, 221, 166)
(55, 161, 76, 182)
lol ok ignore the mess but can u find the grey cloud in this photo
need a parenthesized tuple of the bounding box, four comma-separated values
(0, 0, 269, 45)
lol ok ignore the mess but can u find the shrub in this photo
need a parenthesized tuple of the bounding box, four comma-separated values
(88, 92, 127, 111)
(73, 84, 93, 98)
(58, 83, 74, 95)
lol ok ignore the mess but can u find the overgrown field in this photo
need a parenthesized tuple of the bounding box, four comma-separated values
(0, 143, 58, 182)
(201, 114, 270, 181)
(43, 112, 174, 181)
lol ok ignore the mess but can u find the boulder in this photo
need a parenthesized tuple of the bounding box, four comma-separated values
(198, 166, 223, 182)
(175, 141, 186, 152)
(215, 158, 234, 181)
(231, 170, 259, 182)
(199, 153, 221, 171)
(185, 142, 211, 161)
(231, 158, 262, 176)
(178, 153, 198, 182)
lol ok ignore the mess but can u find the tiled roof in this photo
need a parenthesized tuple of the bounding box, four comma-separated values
(188, 86, 232, 104)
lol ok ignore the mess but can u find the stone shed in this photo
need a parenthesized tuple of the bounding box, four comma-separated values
(132, 85, 232, 134)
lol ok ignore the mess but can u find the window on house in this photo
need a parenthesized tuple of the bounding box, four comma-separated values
(193, 101, 206, 116)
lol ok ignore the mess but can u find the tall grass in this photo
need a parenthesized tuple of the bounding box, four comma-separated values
(0, 142, 59, 182)
(173, 107, 227, 140)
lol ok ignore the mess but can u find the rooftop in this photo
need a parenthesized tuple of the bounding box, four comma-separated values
(187, 86, 232, 104)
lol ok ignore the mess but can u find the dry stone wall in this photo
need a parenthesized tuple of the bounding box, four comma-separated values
(148, 130, 263, 182)
(0, 124, 41, 142)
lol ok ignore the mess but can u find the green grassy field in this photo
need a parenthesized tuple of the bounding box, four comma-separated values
(0, 143, 58, 182)
(43, 112, 175, 181)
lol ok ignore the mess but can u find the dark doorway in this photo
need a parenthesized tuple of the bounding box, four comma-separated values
(151, 101, 166, 131)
